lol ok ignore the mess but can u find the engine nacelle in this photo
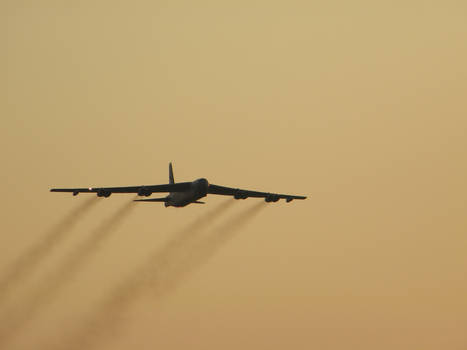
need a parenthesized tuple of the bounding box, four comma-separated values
(97, 189, 111, 198)
(138, 187, 152, 197)
(265, 194, 279, 202)
(234, 190, 248, 200)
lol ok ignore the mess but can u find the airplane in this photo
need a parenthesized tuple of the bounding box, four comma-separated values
(50, 163, 307, 207)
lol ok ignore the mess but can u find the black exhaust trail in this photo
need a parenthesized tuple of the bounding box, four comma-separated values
(48, 199, 236, 350)
(0, 197, 99, 306)
(0, 200, 135, 348)
(162, 200, 267, 292)
(50, 200, 266, 350)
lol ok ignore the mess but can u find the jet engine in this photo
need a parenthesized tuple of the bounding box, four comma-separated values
(265, 194, 279, 202)
(234, 190, 248, 199)
(97, 189, 111, 197)
(138, 187, 152, 197)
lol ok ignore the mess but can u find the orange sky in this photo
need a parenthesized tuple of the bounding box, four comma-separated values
(2, 1, 467, 349)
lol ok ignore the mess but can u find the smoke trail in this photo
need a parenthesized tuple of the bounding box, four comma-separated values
(52, 200, 265, 350)
(106, 199, 237, 309)
(0, 200, 135, 347)
(0, 197, 99, 305)
(159, 201, 266, 293)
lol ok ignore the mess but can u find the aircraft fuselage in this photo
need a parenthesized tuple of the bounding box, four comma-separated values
(165, 178, 209, 207)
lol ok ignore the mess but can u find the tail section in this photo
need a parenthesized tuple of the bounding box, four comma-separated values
(169, 162, 175, 184)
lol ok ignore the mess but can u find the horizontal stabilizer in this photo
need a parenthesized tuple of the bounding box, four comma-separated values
(193, 201, 205, 204)
(134, 197, 168, 202)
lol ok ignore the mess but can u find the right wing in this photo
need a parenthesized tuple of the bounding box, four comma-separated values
(208, 184, 307, 202)
(50, 182, 192, 197)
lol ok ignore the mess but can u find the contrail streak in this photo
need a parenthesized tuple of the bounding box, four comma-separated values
(160, 200, 266, 293)
(0, 197, 99, 306)
(0, 200, 135, 347)
(51, 200, 265, 350)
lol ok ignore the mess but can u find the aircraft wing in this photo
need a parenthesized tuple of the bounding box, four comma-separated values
(208, 184, 307, 202)
(50, 182, 192, 196)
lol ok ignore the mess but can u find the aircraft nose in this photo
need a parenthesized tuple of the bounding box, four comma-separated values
(195, 178, 208, 186)
(195, 178, 209, 194)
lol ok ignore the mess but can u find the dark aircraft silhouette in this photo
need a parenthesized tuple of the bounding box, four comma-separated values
(50, 163, 307, 207)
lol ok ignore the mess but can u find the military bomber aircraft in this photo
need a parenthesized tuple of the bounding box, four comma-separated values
(50, 163, 307, 207)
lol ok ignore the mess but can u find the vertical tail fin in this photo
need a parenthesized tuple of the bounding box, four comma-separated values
(169, 162, 175, 184)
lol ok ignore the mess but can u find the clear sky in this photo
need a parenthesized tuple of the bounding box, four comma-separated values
(2, 1, 467, 349)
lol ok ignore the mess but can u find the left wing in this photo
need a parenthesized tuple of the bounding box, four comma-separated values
(50, 182, 192, 197)
(208, 184, 307, 202)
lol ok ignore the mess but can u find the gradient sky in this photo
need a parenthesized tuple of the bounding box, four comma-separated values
(2, 1, 467, 349)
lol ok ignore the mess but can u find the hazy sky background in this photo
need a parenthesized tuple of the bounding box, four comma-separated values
(2, 1, 467, 349)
